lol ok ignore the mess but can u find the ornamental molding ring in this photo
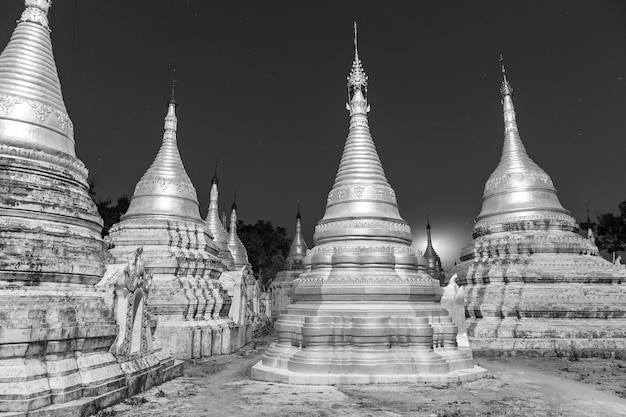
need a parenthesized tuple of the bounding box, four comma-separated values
(20, 5, 50, 29)
(315, 219, 411, 233)
(475, 212, 576, 229)
(0, 143, 87, 177)
(111, 216, 207, 232)
(311, 245, 416, 255)
(484, 170, 554, 192)
(134, 178, 198, 199)
(327, 183, 396, 204)
(0, 94, 74, 140)
(296, 275, 434, 285)
(348, 113, 369, 129)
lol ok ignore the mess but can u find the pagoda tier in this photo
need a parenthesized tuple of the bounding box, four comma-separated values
(452, 60, 626, 357)
(252, 25, 485, 384)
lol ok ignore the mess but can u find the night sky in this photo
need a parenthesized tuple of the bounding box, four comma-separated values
(1, 1, 625, 268)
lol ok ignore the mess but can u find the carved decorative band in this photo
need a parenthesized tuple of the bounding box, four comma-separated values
(316, 219, 411, 234)
(134, 178, 198, 199)
(296, 275, 434, 285)
(0, 143, 87, 177)
(311, 245, 416, 255)
(484, 170, 554, 192)
(111, 216, 206, 230)
(327, 183, 396, 204)
(474, 212, 577, 232)
(0, 94, 74, 140)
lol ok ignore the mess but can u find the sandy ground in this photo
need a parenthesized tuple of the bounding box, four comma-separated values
(94, 333, 626, 417)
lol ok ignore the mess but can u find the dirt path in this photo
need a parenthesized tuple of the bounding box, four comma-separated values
(98, 334, 626, 417)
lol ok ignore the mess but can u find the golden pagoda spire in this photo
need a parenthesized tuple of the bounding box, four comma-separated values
(0, 0, 75, 155)
(318, 24, 405, 244)
(344, 22, 371, 133)
(497, 55, 532, 173)
(227, 190, 250, 267)
(122, 84, 203, 222)
(286, 202, 308, 264)
(474, 57, 572, 235)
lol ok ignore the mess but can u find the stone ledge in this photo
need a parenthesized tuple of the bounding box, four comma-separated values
(251, 361, 487, 385)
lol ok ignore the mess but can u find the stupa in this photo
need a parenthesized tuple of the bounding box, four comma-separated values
(252, 25, 485, 384)
(423, 220, 446, 286)
(226, 195, 251, 269)
(205, 167, 235, 270)
(0, 1, 179, 413)
(452, 59, 626, 357)
(270, 207, 309, 319)
(107, 91, 242, 359)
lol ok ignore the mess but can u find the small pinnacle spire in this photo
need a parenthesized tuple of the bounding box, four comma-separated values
(287, 201, 308, 264)
(354, 21, 359, 60)
(424, 218, 437, 259)
(427, 213, 431, 230)
(232, 188, 237, 210)
(500, 55, 513, 97)
(168, 69, 177, 106)
(212, 160, 218, 185)
(586, 201, 591, 225)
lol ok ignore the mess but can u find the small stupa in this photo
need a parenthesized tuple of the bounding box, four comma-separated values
(226, 192, 251, 269)
(108, 88, 237, 359)
(270, 206, 309, 319)
(253, 25, 485, 384)
(453, 58, 626, 357)
(423, 219, 446, 286)
(205, 166, 236, 270)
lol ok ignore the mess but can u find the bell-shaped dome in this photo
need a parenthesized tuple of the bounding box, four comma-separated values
(474, 65, 575, 236)
(122, 99, 203, 223)
(0, 0, 75, 155)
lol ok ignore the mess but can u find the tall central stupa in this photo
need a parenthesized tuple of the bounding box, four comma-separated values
(252, 26, 485, 384)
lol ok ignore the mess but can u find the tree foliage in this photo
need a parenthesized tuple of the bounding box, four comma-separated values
(88, 175, 130, 237)
(96, 195, 131, 237)
(594, 201, 626, 256)
(237, 220, 291, 289)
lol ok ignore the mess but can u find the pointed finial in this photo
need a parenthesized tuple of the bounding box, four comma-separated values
(426, 213, 431, 229)
(354, 21, 359, 59)
(296, 200, 301, 219)
(586, 201, 591, 225)
(347, 22, 368, 92)
(232, 188, 237, 210)
(168, 68, 178, 106)
(500, 55, 513, 97)
(212, 160, 219, 185)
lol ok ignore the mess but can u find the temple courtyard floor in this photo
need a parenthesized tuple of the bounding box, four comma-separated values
(93, 332, 626, 417)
